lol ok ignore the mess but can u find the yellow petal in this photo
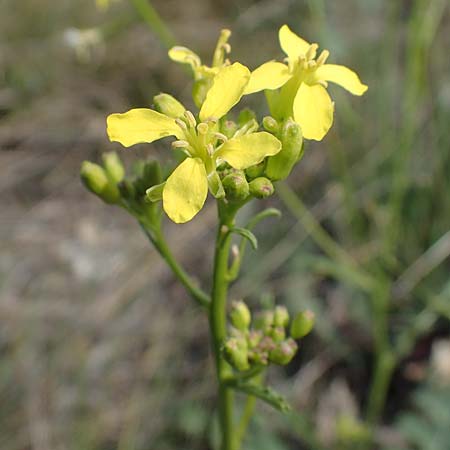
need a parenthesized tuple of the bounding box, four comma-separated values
(163, 158, 208, 223)
(316, 64, 368, 96)
(293, 83, 334, 141)
(107, 108, 180, 148)
(244, 61, 292, 95)
(199, 62, 250, 121)
(215, 132, 281, 170)
(168, 46, 201, 68)
(279, 24, 310, 60)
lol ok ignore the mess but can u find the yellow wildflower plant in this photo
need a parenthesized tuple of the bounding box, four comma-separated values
(168, 29, 233, 107)
(244, 25, 368, 141)
(107, 63, 281, 223)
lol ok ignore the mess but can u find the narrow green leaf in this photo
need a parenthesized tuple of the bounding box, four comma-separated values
(230, 227, 258, 250)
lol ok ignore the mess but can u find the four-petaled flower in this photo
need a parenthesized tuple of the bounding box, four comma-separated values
(244, 25, 368, 141)
(107, 63, 281, 223)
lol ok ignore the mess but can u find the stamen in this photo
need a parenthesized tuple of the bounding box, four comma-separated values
(172, 140, 190, 148)
(222, 43, 231, 54)
(306, 43, 318, 61)
(317, 80, 328, 88)
(214, 132, 228, 142)
(175, 118, 187, 130)
(317, 49, 329, 66)
(307, 60, 317, 69)
(206, 143, 214, 156)
(197, 122, 209, 135)
(184, 110, 197, 128)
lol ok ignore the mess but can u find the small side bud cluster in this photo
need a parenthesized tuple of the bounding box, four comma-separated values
(81, 153, 164, 227)
(223, 301, 315, 372)
(80, 153, 123, 204)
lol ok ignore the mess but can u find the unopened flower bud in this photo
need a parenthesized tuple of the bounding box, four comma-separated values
(270, 326, 286, 343)
(135, 160, 162, 196)
(290, 310, 315, 339)
(102, 151, 125, 184)
(247, 330, 263, 349)
(80, 161, 120, 204)
(222, 171, 249, 201)
(273, 306, 290, 328)
(118, 179, 136, 201)
(262, 116, 279, 134)
(245, 161, 266, 180)
(238, 108, 256, 126)
(192, 79, 212, 108)
(230, 300, 251, 331)
(249, 348, 269, 366)
(254, 311, 274, 332)
(221, 120, 238, 138)
(265, 119, 303, 181)
(269, 338, 298, 365)
(249, 177, 274, 199)
(223, 336, 249, 371)
(153, 93, 186, 118)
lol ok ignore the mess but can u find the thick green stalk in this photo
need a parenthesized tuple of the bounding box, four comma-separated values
(210, 205, 237, 450)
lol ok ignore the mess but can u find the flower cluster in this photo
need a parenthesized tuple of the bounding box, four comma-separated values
(223, 301, 315, 371)
(83, 25, 367, 223)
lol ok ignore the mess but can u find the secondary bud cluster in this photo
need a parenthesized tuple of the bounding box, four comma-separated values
(223, 302, 315, 371)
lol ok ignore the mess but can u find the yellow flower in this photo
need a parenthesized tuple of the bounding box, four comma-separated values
(244, 25, 368, 141)
(106, 63, 281, 223)
(168, 29, 233, 107)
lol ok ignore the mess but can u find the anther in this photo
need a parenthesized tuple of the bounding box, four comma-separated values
(172, 140, 190, 148)
(307, 60, 317, 69)
(317, 80, 328, 88)
(197, 122, 209, 135)
(222, 43, 231, 54)
(316, 49, 329, 66)
(184, 110, 197, 128)
(214, 132, 228, 143)
(206, 143, 215, 156)
(175, 118, 187, 130)
(306, 43, 319, 61)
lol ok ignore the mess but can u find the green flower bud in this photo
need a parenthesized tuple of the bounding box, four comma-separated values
(265, 119, 303, 181)
(80, 161, 120, 204)
(290, 310, 315, 339)
(222, 171, 249, 201)
(192, 78, 212, 108)
(269, 338, 298, 365)
(134, 160, 162, 196)
(254, 311, 274, 332)
(245, 161, 266, 180)
(249, 177, 274, 199)
(262, 116, 279, 134)
(153, 93, 186, 118)
(102, 151, 125, 184)
(248, 348, 269, 366)
(247, 330, 263, 349)
(273, 306, 290, 328)
(230, 300, 251, 331)
(118, 179, 136, 201)
(270, 326, 286, 343)
(221, 120, 238, 139)
(223, 336, 249, 371)
(238, 108, 256, 127)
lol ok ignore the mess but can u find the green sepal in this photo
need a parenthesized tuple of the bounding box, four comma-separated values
(222, 171, 249, 201)
(153, 93, 186, 118)
(146, 182, 165, 202)
(80, 161, 120, 204)
(208, 171, 226, 199)
(265, 118, 303, 181)
(249, 177, 274, 199)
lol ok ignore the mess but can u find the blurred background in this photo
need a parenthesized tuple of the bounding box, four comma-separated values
(1, 0, 450, 449)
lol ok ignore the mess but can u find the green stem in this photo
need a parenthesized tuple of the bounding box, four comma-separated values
(210, 204, 237, 450)
(129, 0, 176, 48)
(141, 225, 210, 309)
